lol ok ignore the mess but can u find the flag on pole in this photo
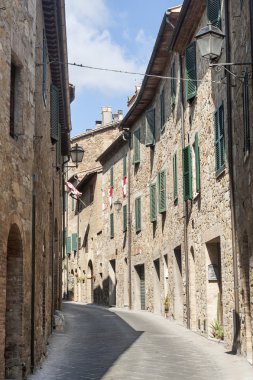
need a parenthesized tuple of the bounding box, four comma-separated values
(65, 181, 82, 198)
(122, 176, 127, 197)
(109, 186, 113, 207)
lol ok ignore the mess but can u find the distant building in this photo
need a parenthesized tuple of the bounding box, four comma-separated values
(0, 0, 71, 377)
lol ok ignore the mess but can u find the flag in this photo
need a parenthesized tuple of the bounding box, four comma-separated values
(122, 176, 127, 197)
(65, 181, 82, 198)
(109, 186, 113, 207)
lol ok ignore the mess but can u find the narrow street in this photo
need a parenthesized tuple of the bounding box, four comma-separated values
(28, 302, 253, 380)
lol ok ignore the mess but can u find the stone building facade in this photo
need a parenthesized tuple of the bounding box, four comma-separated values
(65, 0, 253, 366)
(0, 0, 71, 378)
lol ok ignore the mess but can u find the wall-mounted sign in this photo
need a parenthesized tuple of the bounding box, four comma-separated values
(208, 264, 219, 281)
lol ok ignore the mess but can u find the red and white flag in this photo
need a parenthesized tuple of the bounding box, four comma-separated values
(109, 186, 113, 207)
(65, 181, 82, 198)
(122, 176, 127, 197)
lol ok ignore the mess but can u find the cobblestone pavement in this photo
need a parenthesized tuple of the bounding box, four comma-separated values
(28, 302, 253, 380)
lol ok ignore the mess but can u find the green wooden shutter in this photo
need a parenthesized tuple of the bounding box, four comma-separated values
(158, 171, 166, 213)
(160, 89, 165, 131)
(72, 233, 77, 251)
(171, 61, 176, 106)
(207, 0, 221, 29)
(145, 108, 156, 146)
(133, 129, 140, 164)
(56, 124, 61, 169)
(123, 156, 127, 177)
(186, 42, 197, 101)
(110, 166, 114, 187)
(214, 104, 225, 174)
(123, 205, 127, 232)
(183, 145, 192, 200)
(110, 213, 114, 238)
(50, 84, 59, 143)
(243, 70, 250, 153)
(66, 236, 71, 254)
(173, 153, 178, 200)
(135, 197, 141, 232)
(195, 133, 200, 192)
(150, 183, 157, 222)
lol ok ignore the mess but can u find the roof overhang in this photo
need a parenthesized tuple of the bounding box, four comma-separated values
(119, 6, 181, 128)
(76, 170, 99, 191)
(42, 0, 71, 156)
(96, 134, 127, 165)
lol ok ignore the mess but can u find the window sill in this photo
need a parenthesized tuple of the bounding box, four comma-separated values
(215, 165, 225, 179)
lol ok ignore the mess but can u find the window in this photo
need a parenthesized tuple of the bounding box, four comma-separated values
(72, 233, 78, 251)
(158, 171, 166, 213)
(42, 29, 47, 104)
(214, 104, 225, 175)
(50, 84, 59, 143)
(192, 133, 200, 195)
(123, 156, 127, 177)
(173, 153, 178, 201)
(145, 108, 155, 146)
(133, 129, 140, 164)
(207, 0, 221, 29)
(183, 145, 192, 200)
(160, 88, 165, 131)
(110, 213, 114, 238)
(66, 237, 71, 255)
(123, 205, 127, 232)
(243, 70, 250, 154)
(150, 183, 157, 222)
(10, 62, 17, 138)
(110, 166, 114, 187)
(171, 61, 177, 107)
(186, 42, 197, 101)
(135, 197, 141, 232)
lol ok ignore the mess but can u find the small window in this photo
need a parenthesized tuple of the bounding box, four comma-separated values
(133, 129, 140, 164)
(186, 42, 197, 102)
(214, 104, 225, 175)
(207, 0, 221, 29)
(183, 145, 192, 200)
(243, 70, 250, 154)
(150, 183, 157, 222)
(110, 213, 114, 238)
(123, 205, 127, 232)
(173, 153, 178, 201)
(160, 89, 165, 131)
(145, 108, 155, 146)
(135, 197, 141, 232)
(158, 171, 166, 213)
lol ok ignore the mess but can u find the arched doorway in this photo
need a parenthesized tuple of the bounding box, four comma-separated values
(87, 260, 94, 303)
(5, 224, 23, 379)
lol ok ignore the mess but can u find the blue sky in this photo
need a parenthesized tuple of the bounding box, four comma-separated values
(65, 1, 180, 137)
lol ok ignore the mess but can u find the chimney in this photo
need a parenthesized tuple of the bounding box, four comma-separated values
(101, 106, 112, 126)
(95, 120, 102, 128)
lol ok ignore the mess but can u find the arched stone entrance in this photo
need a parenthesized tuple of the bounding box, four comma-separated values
(5, 224, 24, 379)
(87, 260, 94, 303)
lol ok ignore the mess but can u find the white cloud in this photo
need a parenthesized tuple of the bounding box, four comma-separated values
(65, 0, 146, 96)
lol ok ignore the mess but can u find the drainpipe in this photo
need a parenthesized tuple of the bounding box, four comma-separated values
(180, 54, 190, 329)
(224, 0, 240, 352)
(30, 174, 36, 373)
(127, 133, 132, 309)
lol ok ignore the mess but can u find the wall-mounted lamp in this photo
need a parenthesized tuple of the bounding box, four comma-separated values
(64, 143, 84, 168)
(195, 22, 225, 62)
(114, 199, 122, 212)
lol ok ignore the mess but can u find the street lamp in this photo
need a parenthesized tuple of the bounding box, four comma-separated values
(195, 22, 225, 61)
(70, 144, 85, 167)
(114, 199, 122, 212)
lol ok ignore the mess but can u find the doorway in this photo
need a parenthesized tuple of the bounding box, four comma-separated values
(153, 258, 161, 314)
(135, 264, 145, 310)
(109, 259, 116, 306)
(173, 246, 183, 323)
(189, 246, 197, 330)
(87, 260, 94, 303)
(5, 224, 23, 379)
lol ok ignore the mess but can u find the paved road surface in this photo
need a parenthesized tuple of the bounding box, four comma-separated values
(28, 302, 253, 380)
